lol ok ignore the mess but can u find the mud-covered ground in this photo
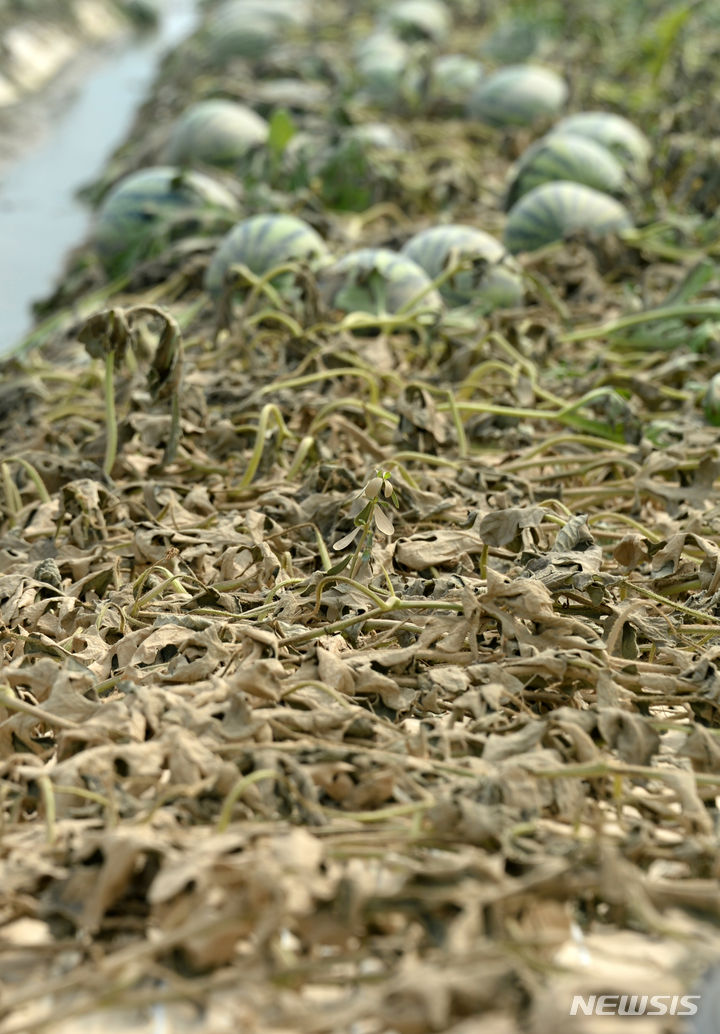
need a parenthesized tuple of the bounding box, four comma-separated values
(3, 1, 720, 1031)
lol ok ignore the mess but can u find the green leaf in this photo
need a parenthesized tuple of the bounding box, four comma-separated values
(663, 258, 716, 305)
(267, 108, 297, 160)
(642, 3, 693, 83)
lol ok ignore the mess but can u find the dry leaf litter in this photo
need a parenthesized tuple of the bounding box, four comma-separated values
(2, 1, 720, 1031)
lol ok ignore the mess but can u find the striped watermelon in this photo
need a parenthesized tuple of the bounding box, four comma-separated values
(505, 132, 628, 210)
(503, 180, 633, 254)
(427, 55, 485, 114)
(381, 0, 451, 43)
(355, 32, 412, 104)
(549, 111, 651, 178)
(165, 100, 269, 170)
(319, 248, 443, 321)
(467, 64, 567, 127)
(481, 18, 542, 63)
(402, 224, 524, 310)
(94, 166, 240, 276)
(204, 214, 330, 297)
(212, 0, 310, 31)
(344, 122, 409, 152)
(252, 79, 329, 116)
(205, 2, 288, 63)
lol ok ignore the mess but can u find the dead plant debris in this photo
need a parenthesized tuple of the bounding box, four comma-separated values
(3, 1, 720, 1031)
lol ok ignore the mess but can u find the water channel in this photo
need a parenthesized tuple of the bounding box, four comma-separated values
(0, 0, 198, 356)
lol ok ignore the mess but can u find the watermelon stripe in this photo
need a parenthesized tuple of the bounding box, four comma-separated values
(401, 226, 523, 309)
(469, 65, 567, 127)
(249, 217, 279, 264)
(516, 199, 556, 229)
(230, 220, 253, 265)
(504, 181, 632, 252)
(205, 213, 329, 297)
(513, 214, 552, 240)
(262, 225, 318, 267)
(95, 166, 238, 275)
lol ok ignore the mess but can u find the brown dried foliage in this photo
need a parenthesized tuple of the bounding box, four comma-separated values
(4, 2, 720, 1032)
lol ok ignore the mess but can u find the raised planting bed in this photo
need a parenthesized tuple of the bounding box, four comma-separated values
(2, 1, 720, 1031)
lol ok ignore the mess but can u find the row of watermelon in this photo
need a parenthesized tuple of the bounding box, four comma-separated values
(159, 88, 648, 257)
(503, 105, 650, 252)
(94, 167, 523, 319)
(88, 0, 651, 318)
(93, 110, 649, 319)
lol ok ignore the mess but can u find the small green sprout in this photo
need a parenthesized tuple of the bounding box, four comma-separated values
(333, 470, 399, 577)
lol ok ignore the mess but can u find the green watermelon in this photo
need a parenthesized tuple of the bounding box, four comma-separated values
(319, 248, 443, 321)
(212, 0, 310, 30)
(505, 132, 628, 210)
(503, 180, 633, 254)
(549, 111, 651, 178)
(94, 166, 240, 276)
(206, 2, 284, 62)
(381, 0, 451, 43)
(402, 224, 524, 310)
(165, 99, 269, 170)
(251, 79, 329, 116)
(204, 213, 330, 297)
(344, 122, 409, 151)
(467, 64, 567, 127)
(480, 18, 543, 63)
(427, 55, 485, 114)
(355, 32, 413, 104)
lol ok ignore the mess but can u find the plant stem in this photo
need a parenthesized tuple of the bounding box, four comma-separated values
(103, 350, 118, 478)
(560, 302, 720, 343)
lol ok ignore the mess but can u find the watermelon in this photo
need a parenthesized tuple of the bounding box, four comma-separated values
(467, 64, 567, 127)
(205, 1, 290, 62)
(549, 111, 651, 178)
(480, 18, 542, 63)
(165, 99, 269, 170)
(213, 0, 310, 29)
(251, 79, 329, 116)
(402, 224, 524, 310)
(319, 248, 443, 321)
(344, 122, 409, 152)
(381, 0, 451, 43)
(204, 213, 330, 297)
(355, 32, 413, 104)
(505, 132, 628, 210)
(503, 180, 633, 254)
(427, 55, 484, 114)
(94, 166, 240, 276)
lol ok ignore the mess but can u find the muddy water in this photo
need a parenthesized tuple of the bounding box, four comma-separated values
(0, 0, 198, 356)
